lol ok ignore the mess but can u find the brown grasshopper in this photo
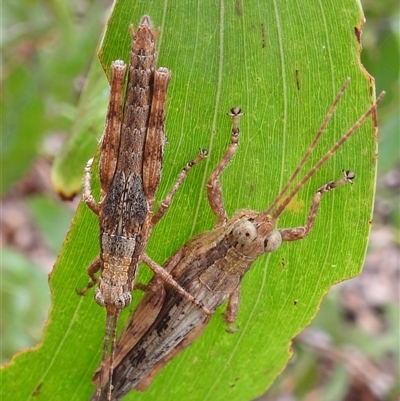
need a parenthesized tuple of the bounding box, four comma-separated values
(79, 16, 208, 401)
(92, 81, 385, 400)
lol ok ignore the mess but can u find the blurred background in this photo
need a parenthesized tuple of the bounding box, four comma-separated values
(1, 1, 398, 400)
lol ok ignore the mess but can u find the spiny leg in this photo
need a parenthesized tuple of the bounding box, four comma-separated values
(207, 107, 244, 225)
(96, 311, 120, 401)
(152, 149, 208, 224)
(141, 253, 211, 315)
(223, 285, 241, 332)
(278, 170, 355, 241)
(77, 257, 102, 295)
(107, 312, 119, 401)
(83, 158, 99, 214)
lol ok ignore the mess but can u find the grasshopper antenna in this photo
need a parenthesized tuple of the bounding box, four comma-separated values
(270, 90, 385, 219)
(265, 78, 350, 216)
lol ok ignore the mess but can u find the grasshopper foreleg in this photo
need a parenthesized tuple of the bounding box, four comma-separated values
(83, 158, 100, 215)
(152, 149, 208, 225)
(207, 107, 244, 225)
(279, 170, 355, 241)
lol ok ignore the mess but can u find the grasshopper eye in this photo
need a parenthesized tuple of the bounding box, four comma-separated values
(264, 230, 282, 252)
(233, 220, 257, 246)
(94, 288, 106, 307)
(115, 293, 132, 309)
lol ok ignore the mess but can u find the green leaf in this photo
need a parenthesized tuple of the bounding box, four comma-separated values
(1, 65, 46, 194)
(25, 196, 75, 255)
(1, 1, 379, 400)
(51, 58, 110, 198)
(0, 249, 50, 364)
(2, 0, 105, 195)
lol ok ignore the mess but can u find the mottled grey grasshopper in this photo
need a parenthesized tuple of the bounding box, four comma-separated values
(78, 16, 207, 401)
(92, 81, 385, 400)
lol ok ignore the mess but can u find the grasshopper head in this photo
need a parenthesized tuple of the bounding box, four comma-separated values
(231, 212, 282, 258)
